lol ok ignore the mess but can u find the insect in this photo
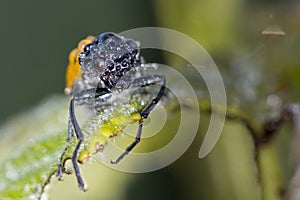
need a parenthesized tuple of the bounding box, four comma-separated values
(56, 32, 166, 191)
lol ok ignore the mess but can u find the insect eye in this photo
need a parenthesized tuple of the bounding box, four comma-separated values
(95, 32, 116, 44)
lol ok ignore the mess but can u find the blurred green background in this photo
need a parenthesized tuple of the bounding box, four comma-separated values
(0, 0, 300, 200)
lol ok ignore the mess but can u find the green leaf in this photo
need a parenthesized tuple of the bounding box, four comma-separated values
(0, 96, 68, 199)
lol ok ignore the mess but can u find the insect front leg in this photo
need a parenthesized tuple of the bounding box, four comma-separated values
(69, 97, 87, 191)
(58, 88, 111, 190)
(56, 97, 86, 190)
(111, 74, 166, 164)
(72, 140, 86, 191)
(67, 116, 75, 141)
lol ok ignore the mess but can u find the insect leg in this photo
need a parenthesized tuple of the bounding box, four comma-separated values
(56, 146, 68, 180)
(111, 122, 143, 164)
(68, 98, 87, 190)
(57, 102, 76, 180)
(111, 74, 166, 164)
(140, 75, 166, 119)
(59, 88, 111, 189)
(67, 116, 74, 141)
(72, 140, 86, 191)
(69, 98, 84, 140)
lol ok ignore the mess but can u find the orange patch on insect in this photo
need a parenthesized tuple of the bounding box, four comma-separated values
(65, 36, 95, 95)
